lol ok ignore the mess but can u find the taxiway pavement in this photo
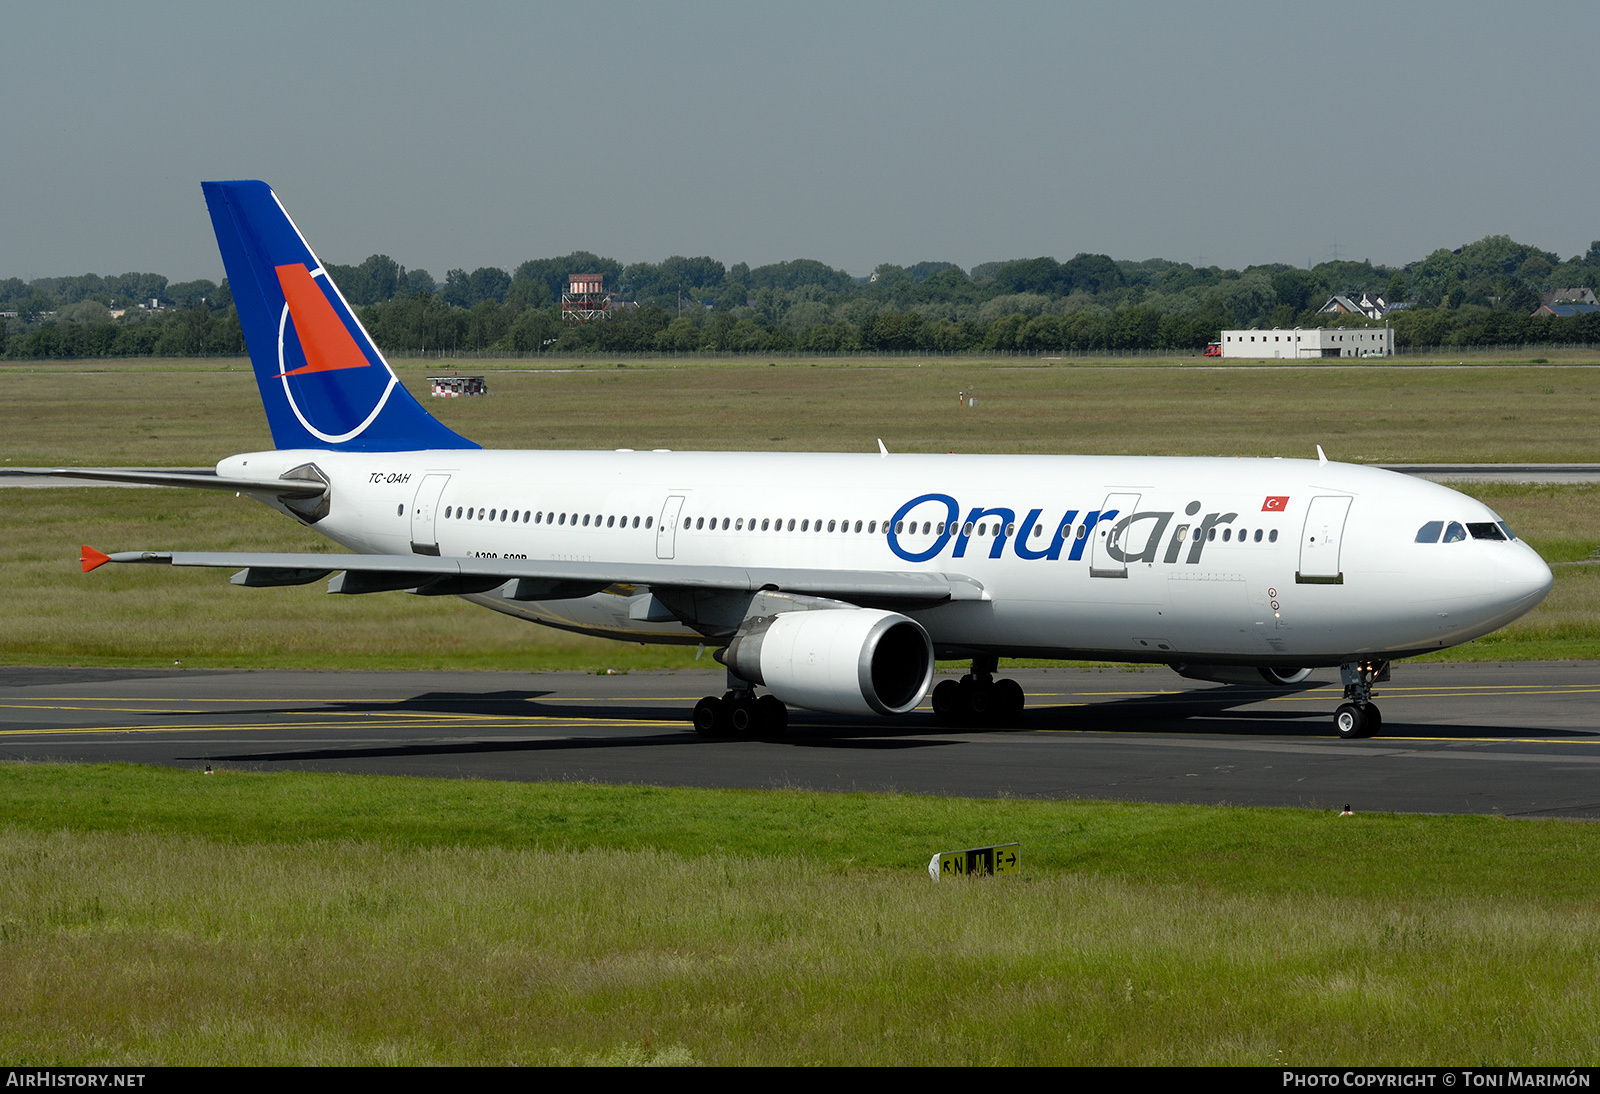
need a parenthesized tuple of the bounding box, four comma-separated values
(3, 662, 1599, 818)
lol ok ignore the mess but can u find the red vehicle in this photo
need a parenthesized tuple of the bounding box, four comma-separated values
(1203, 341, 1222, 357)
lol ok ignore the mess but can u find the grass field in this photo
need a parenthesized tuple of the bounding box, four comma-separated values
(3, 359, 1599, 667)
(2, 763, 1598, 1065)
(4, 355, 1600, 464)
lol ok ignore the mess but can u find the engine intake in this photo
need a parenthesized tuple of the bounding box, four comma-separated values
(723, 607, 934, 716)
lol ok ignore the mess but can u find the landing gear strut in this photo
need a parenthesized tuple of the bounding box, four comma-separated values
(693, 668, 788, 739)
(1334, 659, 1388, 739)
(931, 654, 1026, 727)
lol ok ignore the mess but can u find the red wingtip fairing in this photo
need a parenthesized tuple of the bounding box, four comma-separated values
(80, 546, 111, 573)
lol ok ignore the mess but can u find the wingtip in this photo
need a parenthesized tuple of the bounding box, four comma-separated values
(80, 545, 111, 573)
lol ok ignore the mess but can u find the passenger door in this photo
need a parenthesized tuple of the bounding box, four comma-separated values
(1297, 495, 1352, 584)
(1089, 492, 1141, 578)
(409, 474, 450, 556)
(656, 495, 686, 559)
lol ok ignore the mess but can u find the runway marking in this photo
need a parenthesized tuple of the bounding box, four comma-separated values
(1264, 688, 1600, 703)
(0, 717, 688, 738)
(0, 704, 209, 714)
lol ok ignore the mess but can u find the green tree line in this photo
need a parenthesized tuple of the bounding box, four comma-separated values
(6, 235, 1599, 360)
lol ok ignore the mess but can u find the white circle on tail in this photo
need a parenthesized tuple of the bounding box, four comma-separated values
(276, 302, 398, 444)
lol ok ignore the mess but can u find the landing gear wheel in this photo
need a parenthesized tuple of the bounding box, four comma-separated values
(932, 679, 964, 724)
(1362, 704, 1382, 738)
(962, 675, 993, 720)
(756, 694, 788, 736)
(729, 697, 761, 737)
(1334, 703, 1368, 740)
(992, 678, 1026, 723)
(693, 696, 730, 738)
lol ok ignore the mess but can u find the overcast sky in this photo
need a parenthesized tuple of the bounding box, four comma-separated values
(3, 2, 1595, 282)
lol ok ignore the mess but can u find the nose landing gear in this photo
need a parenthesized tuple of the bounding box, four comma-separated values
(931, 655, 1026, 727)
(1334, 659, 1388, 739)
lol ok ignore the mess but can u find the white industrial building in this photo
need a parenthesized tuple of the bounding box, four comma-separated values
(1220, 327, 1393, 359)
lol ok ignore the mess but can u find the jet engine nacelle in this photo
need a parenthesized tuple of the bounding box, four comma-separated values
(1171, 663, 1314, 687)
(723, 607, 934, 716)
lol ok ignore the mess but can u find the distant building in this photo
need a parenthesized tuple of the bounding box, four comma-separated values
(1540, 288, 1597, 308)
(1317, 293, 1402, 321)
(1532, 302, 1600, 318)
(1219, 327, 1393, 359)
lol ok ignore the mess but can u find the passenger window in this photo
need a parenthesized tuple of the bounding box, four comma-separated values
(869, 521, 877, 533)
(683, 517, 691, 529)
(607, 515, 615, 528)
(582, 514, 590, 526)
(511, 511, 518, 522)
(854, 521, 863, 533)
(489, 511, 496, 522)
(1076, 525, 1087, 540)
(788, 519, 796, 531)
(722, 518, 730, 530)
(895, 521, 903, 533)
(1415, 521, 1442, 543)
(696, 517, 704, 530)
(921, 521, 931, 534)
(736, 518, 744, 530)
(828, 520, 836, 532)
(1005, 523, 1015, 536)
(1468, 522, 1507, 541)
(1032, 525, 1042, 538)
(645, 517, 653, 528)
(1443, 521, 1467, 543)
(1253, 529, 1262, 542)
(558, 513, 566, 525)
(801, 520, 809, 531)
(1269, 529, 1278, 542)
(1208, 527, 1216, 541)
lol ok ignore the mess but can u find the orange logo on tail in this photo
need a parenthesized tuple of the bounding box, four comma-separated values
(272, 264, 372, 378)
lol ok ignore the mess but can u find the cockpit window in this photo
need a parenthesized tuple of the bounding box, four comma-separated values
(1497, 521, 1516, 541)
(1442, 521, 1467, 543)
(1468, 522, 1507, 541)
(1415, 521, 1443, 543)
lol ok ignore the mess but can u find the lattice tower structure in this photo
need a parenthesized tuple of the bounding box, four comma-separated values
(561, 273, 609, 325)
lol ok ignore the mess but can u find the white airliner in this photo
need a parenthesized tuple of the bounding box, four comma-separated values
(53, 181, 1554, 740)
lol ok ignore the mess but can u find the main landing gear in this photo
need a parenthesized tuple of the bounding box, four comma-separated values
(693, 670, 789, 739)
(1334, 659, 1388, 739)
(931, 654, 1026, 727)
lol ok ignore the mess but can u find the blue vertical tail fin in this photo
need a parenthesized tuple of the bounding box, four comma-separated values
(202, 180, 477, 452)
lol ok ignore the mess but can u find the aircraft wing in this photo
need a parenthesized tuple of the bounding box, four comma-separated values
(80, 547, 990, 604)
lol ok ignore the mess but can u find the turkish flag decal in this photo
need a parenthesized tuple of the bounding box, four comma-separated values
(1262, 496, 1290, 512)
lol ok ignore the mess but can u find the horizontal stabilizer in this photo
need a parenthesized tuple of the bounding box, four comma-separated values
(33, 469, 327, 499)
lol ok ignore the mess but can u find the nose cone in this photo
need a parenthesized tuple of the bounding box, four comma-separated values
(1498, 544, 1554, 615)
